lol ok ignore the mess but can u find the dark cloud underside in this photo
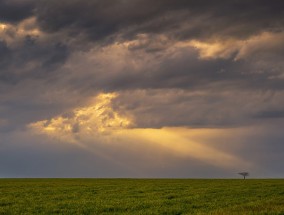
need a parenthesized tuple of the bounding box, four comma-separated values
(0, 0, 34, 23)
(35, 0, 284, 41)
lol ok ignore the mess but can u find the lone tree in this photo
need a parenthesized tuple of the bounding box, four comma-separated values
(238, 172, 249, 179)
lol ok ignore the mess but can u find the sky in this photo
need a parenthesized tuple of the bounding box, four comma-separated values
(0, 0, 284, 178)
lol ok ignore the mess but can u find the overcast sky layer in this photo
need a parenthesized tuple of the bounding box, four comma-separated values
(0, 0, 284, 178)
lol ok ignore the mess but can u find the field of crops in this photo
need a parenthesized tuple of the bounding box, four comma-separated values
(0, 179, 283, 214)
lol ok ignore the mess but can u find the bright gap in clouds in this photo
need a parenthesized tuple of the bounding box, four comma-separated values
(29, 93, 252, 175)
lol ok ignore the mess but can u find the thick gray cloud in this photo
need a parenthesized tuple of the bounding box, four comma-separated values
(34, 0, 284, 41)
(111, 89, 284, 128)
(0, 37, 69, 84)
(0, 0, 34, 23)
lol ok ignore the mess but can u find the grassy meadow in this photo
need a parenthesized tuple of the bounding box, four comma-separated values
(0, 179, 283, 214)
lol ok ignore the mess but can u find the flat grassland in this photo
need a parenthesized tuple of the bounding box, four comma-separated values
(0, 179, 283, 214)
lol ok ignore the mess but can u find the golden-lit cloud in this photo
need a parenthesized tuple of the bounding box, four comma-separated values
(187, 39, 241, 59)
(0, 23, 7, 30)
(29, 93, 133, 143)
(0, 17, 43, 46)
(186, 32, 284, 60)
(29, 93, 251, 170)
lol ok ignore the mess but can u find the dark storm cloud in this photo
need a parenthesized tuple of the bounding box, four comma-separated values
(20, 0, 283, 96)
(110, 88, 284, 128)
(0, 36, 69, 84)
(35, 0, 284, 42)
(0, 35, 71, 132)
(66, 46, 283, 93)
(1, 0, 283, 90)
(0, 0, 35, 23)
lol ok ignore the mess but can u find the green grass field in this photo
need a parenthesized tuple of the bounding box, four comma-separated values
(0, 179, 283, 214)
